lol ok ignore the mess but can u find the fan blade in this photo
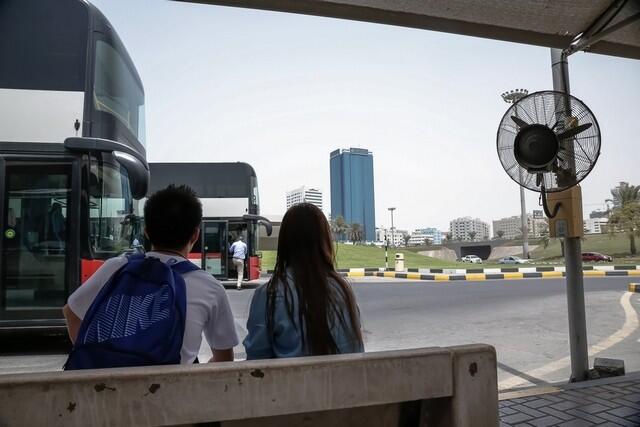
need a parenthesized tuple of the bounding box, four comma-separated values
(511, 116, 529, 128)
(556, 123, 592, 140)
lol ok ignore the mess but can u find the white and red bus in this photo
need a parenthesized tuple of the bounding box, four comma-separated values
(0, 0, 148, 331)
(148, 163, 272, 281)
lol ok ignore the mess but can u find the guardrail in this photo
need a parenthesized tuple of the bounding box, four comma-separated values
(0, 345, 498, 427)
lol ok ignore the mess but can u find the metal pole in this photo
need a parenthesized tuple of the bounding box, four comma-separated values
(385, 237, 389, 269)
(551, 48, 589, 382)
(388, 207, 396, 247)
(519, 166, 529, 257)
(501, 90, 529, 258)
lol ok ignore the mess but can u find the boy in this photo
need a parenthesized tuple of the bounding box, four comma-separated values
(63, 185, 238, 363)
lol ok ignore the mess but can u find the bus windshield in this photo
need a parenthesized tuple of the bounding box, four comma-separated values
(94, 40, 146, 146)
(89, 159, 138, 258)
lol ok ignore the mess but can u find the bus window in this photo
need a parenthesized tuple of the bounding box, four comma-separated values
(93, 40, 146, 146)
(89, 160, 136, 258)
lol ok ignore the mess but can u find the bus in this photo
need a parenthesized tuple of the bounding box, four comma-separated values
(0, 0, 148, 331)
(148, 163, 272, 281)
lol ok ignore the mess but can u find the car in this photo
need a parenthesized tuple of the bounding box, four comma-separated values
(499, 256, 527, 264)
(460, 255, 482, 264)
(582, 252, 612, 262)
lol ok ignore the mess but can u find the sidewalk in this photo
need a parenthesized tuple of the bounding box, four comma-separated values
(499, 373, 640, 426)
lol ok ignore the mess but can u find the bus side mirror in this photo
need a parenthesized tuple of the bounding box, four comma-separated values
(64, 137, 149, 199)
(113, 151, 149, 199)
(242, 214, 273, 237)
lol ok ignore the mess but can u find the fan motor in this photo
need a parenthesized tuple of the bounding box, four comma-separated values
(513, 124, 559, 171)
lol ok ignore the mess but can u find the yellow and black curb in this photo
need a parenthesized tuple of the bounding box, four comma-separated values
(337, 267, 640, 282)
(265, 266, 640, 282)
(629, 283, 640, 293)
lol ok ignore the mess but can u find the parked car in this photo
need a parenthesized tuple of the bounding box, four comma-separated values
(499, 256, 527, 264)
(582, 252, 613, 262)
(460, 255, 482, 264)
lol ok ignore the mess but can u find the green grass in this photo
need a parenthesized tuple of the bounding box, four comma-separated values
(259, 244, 458, 270)
(530, 232, 639, 264)
(258, 233, 640, 270)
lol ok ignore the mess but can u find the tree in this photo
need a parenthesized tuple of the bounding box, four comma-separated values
(496, 230, 505, 239)
(403, 234, 411, 246)
(468, 231, 477, 241)
(423, 237, 432, 246)
(608, 182, 640, 255)
(444, 232, 452, 242)
(330, 215, 348, 242)
(349, 222, 363, 244)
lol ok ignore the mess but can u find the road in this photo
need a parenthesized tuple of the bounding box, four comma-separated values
(1, 276, 638, 390)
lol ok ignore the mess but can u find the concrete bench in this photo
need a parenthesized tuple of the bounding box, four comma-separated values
(0, 344, 498, 427)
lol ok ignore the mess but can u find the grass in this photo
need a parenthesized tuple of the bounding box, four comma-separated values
(258, 233, 640, 270)
(259, 244, 457, 270)
(530, 232, 640, 264)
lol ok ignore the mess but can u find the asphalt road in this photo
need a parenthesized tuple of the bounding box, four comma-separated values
(1, 276, 638, 391)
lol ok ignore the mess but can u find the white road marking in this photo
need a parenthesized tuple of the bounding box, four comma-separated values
(499, 292, 639, 390)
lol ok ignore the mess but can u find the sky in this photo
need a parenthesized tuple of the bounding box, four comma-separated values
(92, 0, 640, 232)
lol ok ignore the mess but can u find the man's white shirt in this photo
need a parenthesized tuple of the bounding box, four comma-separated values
(67, 251, 239, 363)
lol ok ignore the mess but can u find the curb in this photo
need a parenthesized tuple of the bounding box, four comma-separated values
(629, 283, 640, 293)
(344, 270, 640, 281)
(267, 265, 640, 275)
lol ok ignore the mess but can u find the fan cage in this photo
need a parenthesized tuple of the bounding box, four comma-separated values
(497, 90, 601, 193)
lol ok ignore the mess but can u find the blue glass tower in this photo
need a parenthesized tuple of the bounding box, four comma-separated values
(330, 148, 376, 241)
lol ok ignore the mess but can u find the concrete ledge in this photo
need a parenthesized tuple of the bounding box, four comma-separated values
(0, 345, 498, 427)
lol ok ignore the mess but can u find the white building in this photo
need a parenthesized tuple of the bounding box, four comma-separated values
(407, 228, 443, 246)
(449, 217, 490, 241)
(492, 212, 548, 239)
(376, 227, 407, 246)
(584, 217, 609, 234)
(407, 233, 431, 246)
(286, 186, 323, 210)
(414, 227, 443, 245)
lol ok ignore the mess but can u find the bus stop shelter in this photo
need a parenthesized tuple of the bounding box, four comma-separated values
(180, 0, 640, 60)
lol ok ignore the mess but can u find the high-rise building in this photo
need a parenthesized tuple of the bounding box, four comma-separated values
(286, 186, 323, 211)
(330, 148, 376, 241)
(449, 217, 490, 241)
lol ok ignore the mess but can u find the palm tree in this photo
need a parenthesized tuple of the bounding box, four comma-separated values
(335, 216, 348, 242)
(349, 222, 363, 244)
(496, 230, 505, 239)
(608, 182, 640, 255)
(468, 231, 477, 241)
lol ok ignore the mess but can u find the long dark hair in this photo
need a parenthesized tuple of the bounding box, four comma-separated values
(267, 203, 363, 355)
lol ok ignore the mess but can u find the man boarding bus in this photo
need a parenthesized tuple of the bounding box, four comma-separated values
(229, 235, 248, 289)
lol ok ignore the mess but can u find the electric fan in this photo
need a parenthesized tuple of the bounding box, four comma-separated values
(496, 90, 601, 217)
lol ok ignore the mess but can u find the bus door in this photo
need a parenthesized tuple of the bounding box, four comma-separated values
(201, 220, 228, 279)
(0, 158, 80, 325)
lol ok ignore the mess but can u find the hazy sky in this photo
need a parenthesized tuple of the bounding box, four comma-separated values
(93, 0, 640, 232)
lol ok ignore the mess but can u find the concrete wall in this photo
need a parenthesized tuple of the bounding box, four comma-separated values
(0, 345, 498, 427)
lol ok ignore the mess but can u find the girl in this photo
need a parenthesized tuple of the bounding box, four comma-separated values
(243, 203, 364, 358)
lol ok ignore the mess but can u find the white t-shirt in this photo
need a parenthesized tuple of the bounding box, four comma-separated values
(67, 251, 239, 364)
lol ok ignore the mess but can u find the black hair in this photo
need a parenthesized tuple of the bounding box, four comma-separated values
(144, 185, 202, 250)
(268, 203, 363, 355)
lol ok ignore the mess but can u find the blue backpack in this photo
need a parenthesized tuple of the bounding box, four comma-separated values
(65, 254, 199, 370)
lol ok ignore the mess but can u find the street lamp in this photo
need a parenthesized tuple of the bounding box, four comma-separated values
(388, 207, 396, 247)
(501, 89, 530, 259)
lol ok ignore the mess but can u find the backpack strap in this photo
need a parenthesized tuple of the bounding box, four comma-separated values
(171, 260, 201, 275)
